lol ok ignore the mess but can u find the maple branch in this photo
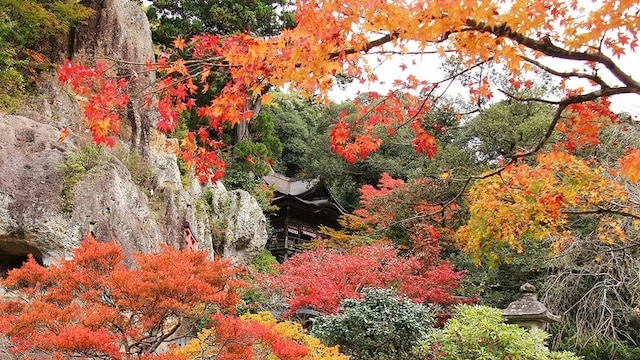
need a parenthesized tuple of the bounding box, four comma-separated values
(465, 19, 640, 92)
(149, 318, 182, 353)
(365, 49, 453, 56)
(384, 60, 490, 133)
(562, 207, 640, 221)
(372, 206, 450, 233)
(100, 55, 227, 67)
(521, 56, 610, 89)
(495, 84, 631, 164)
(328, 32, 398, 59)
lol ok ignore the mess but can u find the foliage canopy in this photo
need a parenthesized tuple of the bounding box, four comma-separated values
(0, 236, 245, 359)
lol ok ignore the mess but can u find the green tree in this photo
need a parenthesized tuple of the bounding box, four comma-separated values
(0, 0, 92, 110)
(456, 98, 557, 162)
(146, 0, 295, 47)
(260, 92, 329, 178)
(311, 288, 434, 360)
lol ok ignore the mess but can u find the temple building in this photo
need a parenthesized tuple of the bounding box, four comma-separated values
(264, 173, 347, 261)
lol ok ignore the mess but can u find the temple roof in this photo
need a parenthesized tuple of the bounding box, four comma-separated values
(264, 173, 347, 217)
(264, 173, 320, 196)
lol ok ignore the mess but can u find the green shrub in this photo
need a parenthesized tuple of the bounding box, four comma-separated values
(311, 288, 434, 360)
(421, 305, 581, 360)
(249, 248, 279, 274)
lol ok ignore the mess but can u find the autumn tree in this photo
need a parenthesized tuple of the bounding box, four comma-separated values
(42, 1, 640, 357)
(354, 172, 462, 252)
(260, 242, 464, 315)
(62, 0, 640, 185)
(174, 311, 348, 360)
(0, 236, 246, 359)
(0, 0, 92, 48)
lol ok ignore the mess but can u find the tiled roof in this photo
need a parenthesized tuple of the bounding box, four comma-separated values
(264, 173, 319, 196)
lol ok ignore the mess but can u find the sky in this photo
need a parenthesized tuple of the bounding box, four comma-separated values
(327, 48, 640, 119)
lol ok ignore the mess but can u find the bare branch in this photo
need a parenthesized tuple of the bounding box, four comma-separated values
(521, 55, 610, 88)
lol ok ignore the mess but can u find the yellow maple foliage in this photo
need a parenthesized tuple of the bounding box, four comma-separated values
(242, 312, 349, 360)
(174, 312, 348, 360)
(457, 151, 631, 265)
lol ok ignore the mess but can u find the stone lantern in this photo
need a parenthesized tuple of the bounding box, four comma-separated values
(503, 283, 561, 330)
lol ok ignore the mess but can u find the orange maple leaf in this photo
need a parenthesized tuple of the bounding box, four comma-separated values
(173, 37, 187, 50)
(620, 148, 640, 183)
(58, 127, 71, 142)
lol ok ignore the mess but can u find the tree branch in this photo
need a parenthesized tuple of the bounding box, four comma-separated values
(562, 207, 640, 221)
(464, 19, 640, 92)
(329, 32, 398, 59)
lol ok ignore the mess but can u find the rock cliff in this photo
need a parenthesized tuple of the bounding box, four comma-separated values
(0, 0, 267, 274)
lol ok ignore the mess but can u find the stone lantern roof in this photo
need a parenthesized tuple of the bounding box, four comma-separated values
(503, 283, 560, 329)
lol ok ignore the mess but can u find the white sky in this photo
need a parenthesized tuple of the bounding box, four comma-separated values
(327, 49, 640, 118)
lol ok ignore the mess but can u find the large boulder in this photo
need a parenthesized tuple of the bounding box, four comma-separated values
(210, 183, 269, 264)
(0, 114, 74, 267)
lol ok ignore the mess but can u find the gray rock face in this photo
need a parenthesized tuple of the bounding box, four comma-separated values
(0, 114, 75, 267)
(210, 183, 268, 264)
(74, 0, 158, 156)
(0, 0, 268, 274)
(0, 111, 268, 272)
(70, 158, 161, 259)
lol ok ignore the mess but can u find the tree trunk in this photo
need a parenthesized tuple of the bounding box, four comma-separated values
(233, 97, 262, 143)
